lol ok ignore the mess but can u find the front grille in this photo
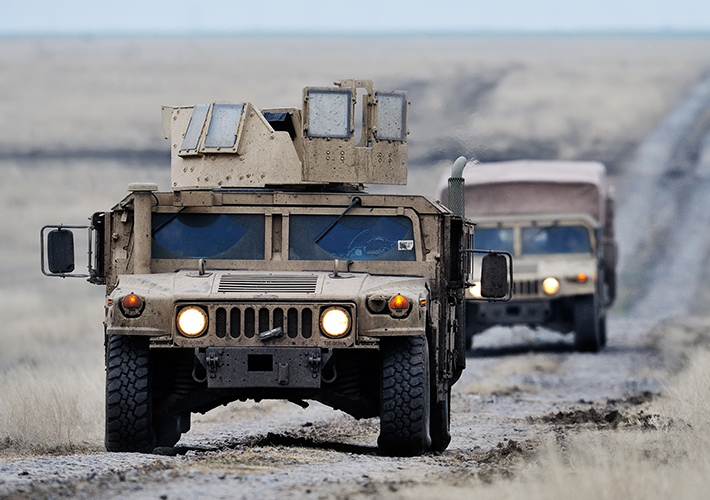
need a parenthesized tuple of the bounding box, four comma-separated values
(217, 274, 319, 294)
(214, 304, 315, 339)
(513, 279, 539, 297)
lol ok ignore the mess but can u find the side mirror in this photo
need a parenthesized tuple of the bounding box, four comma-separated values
(480, 252, 510, 299)
(47, 229, 75, 274)
(41, 224, 93, 278)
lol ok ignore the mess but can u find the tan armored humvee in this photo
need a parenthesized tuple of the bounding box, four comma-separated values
(41, 80, 510, 456)
(440, 160, 617, 352)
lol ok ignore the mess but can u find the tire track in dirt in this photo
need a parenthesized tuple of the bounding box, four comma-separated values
(615, 72, 710, 317)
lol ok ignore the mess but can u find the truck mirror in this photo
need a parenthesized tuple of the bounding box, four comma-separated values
(480, 253, 509, 299)
(602, 239, 617, 271)
(47, 229, 75, 274)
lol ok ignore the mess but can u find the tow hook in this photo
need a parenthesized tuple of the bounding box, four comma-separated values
(206, 351, 220, 377)
(308, 350, 322, 374)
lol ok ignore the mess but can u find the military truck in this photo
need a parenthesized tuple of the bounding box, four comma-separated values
(40, 80, 510, 456)
(440, 160, 617, 352)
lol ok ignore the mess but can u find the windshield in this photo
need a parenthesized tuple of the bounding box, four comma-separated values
(152, 213, 265, 259)
(474, 227, 514, 253)
(521, 225, 592, 255)
(289, 215, 416, 261)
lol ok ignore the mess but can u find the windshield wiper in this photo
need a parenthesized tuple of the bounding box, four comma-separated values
(152, 207, 187, 236)
(315, 196, 362, 244)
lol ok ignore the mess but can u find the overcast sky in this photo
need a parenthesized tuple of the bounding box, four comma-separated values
(1, 0, 709, 35)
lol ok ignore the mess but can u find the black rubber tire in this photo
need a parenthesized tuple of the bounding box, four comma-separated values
(378, 336, 432, 456)
(105, 335, 156, 453)
(573, 295, 601, 353)
(429, 388, 451, 452)
(598, 313, 608, 348)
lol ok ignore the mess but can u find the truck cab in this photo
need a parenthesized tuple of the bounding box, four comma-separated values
(440, 160, 617, 352)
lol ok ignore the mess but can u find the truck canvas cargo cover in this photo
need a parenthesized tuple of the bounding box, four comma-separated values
(441, 160, 607, 224)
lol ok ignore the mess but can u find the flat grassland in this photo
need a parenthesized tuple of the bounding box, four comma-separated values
(2, 35, 710, 497)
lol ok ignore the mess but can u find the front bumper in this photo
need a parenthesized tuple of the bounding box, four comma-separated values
(195, 346, 326, 389)
(475, 300, 553, 325)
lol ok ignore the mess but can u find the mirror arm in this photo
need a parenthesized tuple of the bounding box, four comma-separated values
(462, 249, 514, 301)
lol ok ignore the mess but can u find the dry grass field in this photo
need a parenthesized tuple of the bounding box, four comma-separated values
(2, 35, 710, 497)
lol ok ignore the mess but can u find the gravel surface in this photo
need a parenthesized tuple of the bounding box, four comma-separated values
(3, 50, 710, 500)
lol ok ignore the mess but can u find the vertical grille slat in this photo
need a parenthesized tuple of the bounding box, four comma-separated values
(287, 308, 299, 338)
(244, 307, 255, 338)
(230, 308, 241, 338)
(216, 308, 227, 338)
(513, 280, 540, 298)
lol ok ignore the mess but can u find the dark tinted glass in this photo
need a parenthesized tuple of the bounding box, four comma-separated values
(474, 227, 514, 253)
(522, 225, 592, 255)
(152, 213, 264, 259)
(289, 215, 415, 261)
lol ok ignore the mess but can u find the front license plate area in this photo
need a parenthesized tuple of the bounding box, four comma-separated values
(202, 347, 322, 389)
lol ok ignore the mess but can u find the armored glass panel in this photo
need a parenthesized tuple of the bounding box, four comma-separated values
(375, 91, 407, 141)
(474, 227, 514, 253)
(306, 89, 352, 139)
(152, 213, 264, 259)
(289, 215, 415, 261)
(522, 225, 592, 255)
(180, 104, 209, 152)
(204, 103, 244, 148)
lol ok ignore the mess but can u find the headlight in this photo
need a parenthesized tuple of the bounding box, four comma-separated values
(468, 281, 482, 299)
(542, 277, 560, 295)
(177, 306, 208, 337)
(320, 307, 351, 338)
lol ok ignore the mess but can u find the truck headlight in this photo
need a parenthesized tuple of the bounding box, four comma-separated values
(467, 281, 482, 299)
(542, 277, 560, 295)
(177, 306, 208, 337)
(320, 307, 351, 338)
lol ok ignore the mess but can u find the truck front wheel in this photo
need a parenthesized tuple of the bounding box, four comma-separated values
(105, 335, 156, 453)
(378, 336, 432, 456)
(573, 295, 601, 353)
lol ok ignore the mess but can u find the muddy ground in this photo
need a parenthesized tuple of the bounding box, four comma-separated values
(2, 36, 710, 499)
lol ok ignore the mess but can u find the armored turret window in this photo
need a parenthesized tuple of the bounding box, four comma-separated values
(374, 91, 407, 142)
(180, 104, 209, 154)
(306, 88, 352, 139)
(151, 213, 264, 260)
(288, 215, 415, 261)
(204, 103, 244, 149)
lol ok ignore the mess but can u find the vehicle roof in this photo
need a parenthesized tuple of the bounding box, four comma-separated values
(439, 160, 607, 225)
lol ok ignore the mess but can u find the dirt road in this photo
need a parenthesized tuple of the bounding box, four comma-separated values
(3, 58, 710, 500)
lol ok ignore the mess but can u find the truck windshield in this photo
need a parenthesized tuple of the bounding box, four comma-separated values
(289, 215, 416, 261)
(474, 227, 514, 253)
(152, 213, 265, 259)
(522, 225, 592, 255)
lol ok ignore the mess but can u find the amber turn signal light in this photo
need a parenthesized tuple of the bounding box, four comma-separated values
(389, 294, 409, 310)
(119, 293, 144, 318)
(389, 294, 410, 318)
(122, 294, 143, 310)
